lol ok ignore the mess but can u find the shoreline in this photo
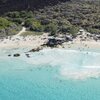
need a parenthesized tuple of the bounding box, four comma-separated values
(0, 34, 100, 80)
(0, 33, 100, 51)
(0, 33, 48, 49)
(63, 41, 100, 50)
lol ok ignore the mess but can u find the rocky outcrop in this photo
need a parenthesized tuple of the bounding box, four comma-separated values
(8, 54, 11, 57)
(46, 35, 73, 47)
(75, 29, 100, 41)
(13, 53, 20, 57)
(29, 46, 43, 52)
(46, 38, 64, 47)
(25, 54, 30, 58)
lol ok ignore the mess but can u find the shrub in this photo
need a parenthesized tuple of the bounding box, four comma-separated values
(11, 18, 23, 24)
(25, 18, 43, 32)
(0, 17, 12, 29)
(25, 18, 33, 27)
(20, 11, 27, 18)
(30, 20, 43, 32)
(5, 11, 34, 20)
(59, 25, 70, 33)
(87, 28, 100, 34)
(67, 26, 79, 35)
(27, 11, 34, 18)
(44, 23, 58, 35)
(41, 19, 51, 25)
(5, 11, 20, 18)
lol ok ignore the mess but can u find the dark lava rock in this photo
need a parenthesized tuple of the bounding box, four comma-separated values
(13, 53, 20, 57)
(8, 54, 11, 57)
(46, 38, 64, 47)
(25, 54, 30, 58)
(29, 47, 43, 52)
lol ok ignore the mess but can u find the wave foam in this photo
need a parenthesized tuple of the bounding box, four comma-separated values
(60, 68, 100, 80)
(25, 48, 100, 80)
(83, 66, 100, 69)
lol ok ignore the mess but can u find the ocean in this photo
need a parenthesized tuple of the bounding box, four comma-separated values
(0, 48, 100, 100)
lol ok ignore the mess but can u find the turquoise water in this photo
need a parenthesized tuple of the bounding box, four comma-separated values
(0, 48, 100, 100)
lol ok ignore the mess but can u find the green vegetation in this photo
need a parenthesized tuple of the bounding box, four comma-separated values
(0, 0, 100, 36)
(0, 17, 12, 29)
(25, 18, 43, 32)
(87, 28, 100, 34)
(5, 11, 34, 24)
(67, 26, 79, 35)
(44, 23, 58, 35)
(0, 17, 21, 36)
(33, 1, 100, 34)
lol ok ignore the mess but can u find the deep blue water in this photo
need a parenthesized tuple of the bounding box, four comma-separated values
(0, 48, 100, 100)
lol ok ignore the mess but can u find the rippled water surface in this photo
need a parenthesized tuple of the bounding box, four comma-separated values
(0, 48, 100, 100)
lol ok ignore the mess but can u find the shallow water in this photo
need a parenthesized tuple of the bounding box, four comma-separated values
(0, 48, 100, 100)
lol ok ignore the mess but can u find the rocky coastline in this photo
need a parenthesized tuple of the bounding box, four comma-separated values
(0, 29, 100, 58)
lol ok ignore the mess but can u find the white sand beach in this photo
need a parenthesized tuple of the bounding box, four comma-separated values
(1, 35, 100, 50)
(0, 33, 48, 49)
(63, 41, 100, 49)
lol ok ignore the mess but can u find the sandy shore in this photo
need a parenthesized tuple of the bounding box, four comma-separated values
(62, 40, 100, 50)
(0, 33, 48, 49)
(0, 33, 100, 50)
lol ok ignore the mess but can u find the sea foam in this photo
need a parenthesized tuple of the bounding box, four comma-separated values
(60, 68, 100, 80)
(25, 48, 100, 80)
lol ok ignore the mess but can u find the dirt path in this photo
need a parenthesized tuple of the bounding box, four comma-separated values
(16, 27, 26, 36)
